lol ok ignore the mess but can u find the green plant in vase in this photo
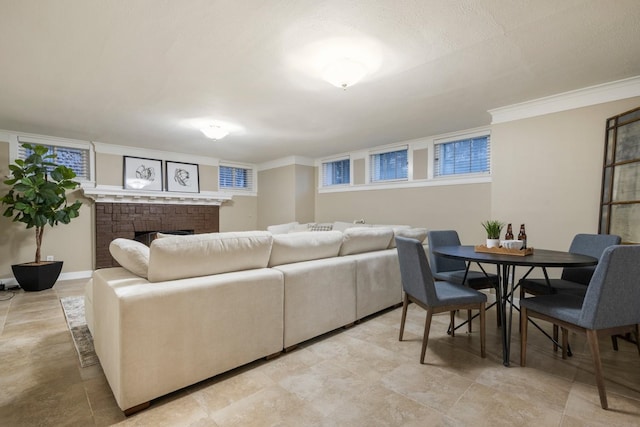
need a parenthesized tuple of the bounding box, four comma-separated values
(1, 143, 83, 291)
(481, 220, 504, 248)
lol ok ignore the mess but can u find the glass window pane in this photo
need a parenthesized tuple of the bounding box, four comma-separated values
(612, 162, 640, 202)
(616, 121, 640, 162)
(610, 204, 640, 244)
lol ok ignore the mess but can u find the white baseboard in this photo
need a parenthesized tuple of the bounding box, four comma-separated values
(0, 270, 92, 288)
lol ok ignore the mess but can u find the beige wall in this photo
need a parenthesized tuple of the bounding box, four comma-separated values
(220, 196, 257, 231)
(96, 152, 122, 186)
(258, 165, 296, 229)
(316, 183, 492, 243)
(491, 96, 640, 252)
(257, 164, 316, 229)
(294, 165, 315, 224)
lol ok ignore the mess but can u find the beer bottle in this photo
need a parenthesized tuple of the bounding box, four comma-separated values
(504, 224, 514, 240)
(518, 224, 527, 249)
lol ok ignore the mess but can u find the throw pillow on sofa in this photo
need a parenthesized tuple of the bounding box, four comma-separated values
(109, 238, 150, 278)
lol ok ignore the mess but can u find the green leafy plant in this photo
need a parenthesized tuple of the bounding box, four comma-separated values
(481, 220, 504, 239)
(1, 143, 82, 264)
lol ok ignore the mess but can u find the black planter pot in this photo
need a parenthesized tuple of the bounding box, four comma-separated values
(11, 261, 64, 292)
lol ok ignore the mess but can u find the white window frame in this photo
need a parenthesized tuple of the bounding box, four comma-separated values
(7, 132, 95, 185)
(320, 156, 351, 188)
(218, 161, 257, 196)
(367, 145, 409, 184)
(430, 129, 491, 180)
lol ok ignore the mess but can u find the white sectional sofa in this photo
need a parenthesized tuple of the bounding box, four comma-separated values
(85, 225, 427, 414)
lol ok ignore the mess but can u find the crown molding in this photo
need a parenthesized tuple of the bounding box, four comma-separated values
(489, 75, 640, 124)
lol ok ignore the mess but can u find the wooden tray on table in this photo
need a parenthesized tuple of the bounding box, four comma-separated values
(474, 245, 534, 256)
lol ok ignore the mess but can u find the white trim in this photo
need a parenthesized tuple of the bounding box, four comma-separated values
(0, 270, 93, 288)
(258, 156, 315, 171)
(489, 75, 640, 124)
(81, 184, 233, 205)
(93, 141, 220, 166)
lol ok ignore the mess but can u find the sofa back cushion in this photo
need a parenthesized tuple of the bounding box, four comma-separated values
(339, 227, 394, 256)
(109, 238, 150, 278)
(268, 231, 343, 267)
(388, 227, 428, 248)
(267, 221, 299, 234)
(147, 231, 273, 282)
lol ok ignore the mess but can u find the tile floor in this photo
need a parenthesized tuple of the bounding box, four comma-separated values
(0, 279, 639, 426)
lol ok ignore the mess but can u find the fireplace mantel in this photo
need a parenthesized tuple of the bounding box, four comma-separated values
(82, 185, 232, 206)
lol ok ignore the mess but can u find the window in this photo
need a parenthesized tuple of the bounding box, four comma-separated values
(18, 141, 91, 181)
(219, 165, 253, 191)
(322, 158, 350, 186)
(434, 135, 490, 177)
(370, 148, 408, 182)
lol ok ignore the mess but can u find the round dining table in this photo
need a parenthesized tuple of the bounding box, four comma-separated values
(432, 245, 598, 366)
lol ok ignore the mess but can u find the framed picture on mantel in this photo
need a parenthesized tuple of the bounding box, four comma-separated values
(166, 161, 200, 193)
(123, 156, 163, 191)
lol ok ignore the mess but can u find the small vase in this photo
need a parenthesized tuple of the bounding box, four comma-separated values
(486, 238, 500, 248)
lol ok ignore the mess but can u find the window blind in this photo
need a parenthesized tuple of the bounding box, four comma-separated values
(322, 158, 350, 186)
(370, 148, 408, 182)
(219, 165, 254, 190)
(17, 140, 91, 181)
(434, 135, 490, 177)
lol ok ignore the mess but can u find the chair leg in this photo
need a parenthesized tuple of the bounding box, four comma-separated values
(553, 324, 559, 352)
(520, 307, 528, 367)
(611, 335, 619, 351)
(561, 328, 568, 360)
(635, 325, 640, 356)
(586, 329, 608, 410)
(420, 310, 433, 364)
(450, 311, 455, 337)
(467, 310, 472, 333)
(480, 302, 486, 358)
(399, 294, 409, 341)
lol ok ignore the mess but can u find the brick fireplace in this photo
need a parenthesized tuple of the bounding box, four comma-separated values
(95, 202, 219, 268)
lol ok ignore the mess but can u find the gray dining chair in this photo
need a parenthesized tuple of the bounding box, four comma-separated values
(518, 233, 621, 350)
(427, 230, 499, 331)
(396, 236, 486, 364)
(519, 233, 621, 298)
(520, 245, 640, 410)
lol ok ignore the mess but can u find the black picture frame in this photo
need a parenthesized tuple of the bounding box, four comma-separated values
(123, 156, 163, 191)
(165, 161, 200, 193)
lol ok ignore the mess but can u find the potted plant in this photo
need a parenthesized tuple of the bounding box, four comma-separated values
(1, 143, 82, 291)
(481, 220, 504, 248)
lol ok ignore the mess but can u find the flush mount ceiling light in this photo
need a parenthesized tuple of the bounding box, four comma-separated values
(322, 57, 368, 89)
(200, 124, 230, 140)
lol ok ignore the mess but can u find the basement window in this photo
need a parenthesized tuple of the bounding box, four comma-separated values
(322, 158, 350, 186)
(370, 147, 408, 182)
(219, 164, 254, 191)
(434, 134, 490, 177)
(17, 137, 92, 182)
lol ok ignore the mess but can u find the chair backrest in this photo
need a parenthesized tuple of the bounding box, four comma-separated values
(427, 230, 467, 274)
(579, 245, 640, 330)
(561, 233, 622, 284)
(395, 236, 437, 306)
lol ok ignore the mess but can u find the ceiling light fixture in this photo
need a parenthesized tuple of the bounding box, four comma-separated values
(322, 58, 368, 89)
(200, 124, 230, 140)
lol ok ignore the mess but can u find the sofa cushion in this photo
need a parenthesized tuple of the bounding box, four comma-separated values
(268, 231, 343, 267)
(109, 238, 149, 278)
(267, 221, 299, 234)
(339, 227, 394, 256)
(147, 231, 273, 282)
(388, 227, 428, 248)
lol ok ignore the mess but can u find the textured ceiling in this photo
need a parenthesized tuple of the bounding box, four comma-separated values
(1, 0, 639, 164)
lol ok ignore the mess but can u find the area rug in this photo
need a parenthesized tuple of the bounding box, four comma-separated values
(60, 296, 99, 368)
